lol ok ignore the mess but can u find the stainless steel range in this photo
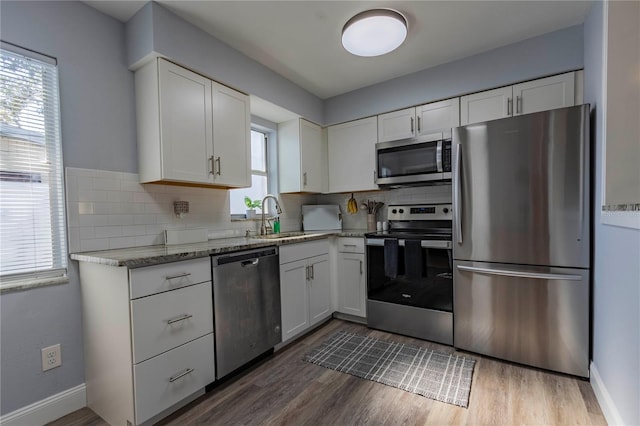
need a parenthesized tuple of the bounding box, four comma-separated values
(365, 204, 453, 344)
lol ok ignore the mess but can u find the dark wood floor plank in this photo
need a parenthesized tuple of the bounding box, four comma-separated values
(46, 319, 607, 426)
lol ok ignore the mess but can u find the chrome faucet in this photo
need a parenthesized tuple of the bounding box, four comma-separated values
(260, 194, 283, 235)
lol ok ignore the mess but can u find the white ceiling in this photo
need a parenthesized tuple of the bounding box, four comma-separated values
(85, 0, 591, 100)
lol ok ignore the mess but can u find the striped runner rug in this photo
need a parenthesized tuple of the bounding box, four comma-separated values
(303, 330, 475, 408)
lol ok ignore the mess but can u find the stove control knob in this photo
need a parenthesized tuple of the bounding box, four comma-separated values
(398, 209, 404, 214)
(391, 209, 397, 214)
(443, 207, 449, 214)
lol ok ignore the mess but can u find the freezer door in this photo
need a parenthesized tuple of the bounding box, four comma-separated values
(454, 260, 589, 377)
(452, 104, 590, 268)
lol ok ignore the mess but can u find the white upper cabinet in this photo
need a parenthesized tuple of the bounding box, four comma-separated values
(327, 116, 378, 193)
(278, 118, 324, 193)
(377, 107, 416, 142)
(460, 71, 576, 125)
(415, 98, 460, 137)
(512, 72, 575, 116)
(136, 58, 250, 187)
(460, 86, 512, 126)
(211, 81, 251, 187)
(378, 98, 460, 142)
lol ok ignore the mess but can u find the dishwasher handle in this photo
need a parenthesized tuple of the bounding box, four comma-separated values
(213, 247, 277, 266)
(241, 258, 259, 267)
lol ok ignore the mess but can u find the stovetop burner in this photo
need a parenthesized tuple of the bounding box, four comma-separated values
(367, 203, 453, 241)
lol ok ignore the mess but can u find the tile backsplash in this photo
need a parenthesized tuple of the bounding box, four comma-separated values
(65, 167, 452, 253)
(65, 168, 312, 253)
(316, 185, 452, 230)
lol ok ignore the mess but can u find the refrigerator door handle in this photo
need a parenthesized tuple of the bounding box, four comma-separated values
(456, 265, 583, 281)
(578, 121, 585, 242)
(454, 143, 463, 244)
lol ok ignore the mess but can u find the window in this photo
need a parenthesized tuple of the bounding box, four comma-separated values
(230, 129, 269, 216)
(0, 44, 67, 288)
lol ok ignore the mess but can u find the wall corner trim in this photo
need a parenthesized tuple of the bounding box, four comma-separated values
(0, 383, 86, 426)
(590, 362, 625, 426)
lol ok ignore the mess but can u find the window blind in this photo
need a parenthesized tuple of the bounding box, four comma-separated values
(0, 46, 67, 286)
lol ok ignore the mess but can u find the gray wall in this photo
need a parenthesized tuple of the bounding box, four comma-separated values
(583, 3, 640, 425)
(1, 1, 137, 174)
(0, 0, 137, 415)
(324, 24, 584, 125)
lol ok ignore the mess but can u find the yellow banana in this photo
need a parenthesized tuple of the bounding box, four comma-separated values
(347, 195, 357, 214)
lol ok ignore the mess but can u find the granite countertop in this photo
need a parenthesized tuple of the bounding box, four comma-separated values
(70, 229, 367, 268)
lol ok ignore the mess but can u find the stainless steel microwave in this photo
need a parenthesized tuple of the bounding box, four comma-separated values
(375, 133, 452, 187)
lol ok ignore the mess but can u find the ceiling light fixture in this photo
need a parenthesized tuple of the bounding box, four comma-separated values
(342, 9, 408, 57)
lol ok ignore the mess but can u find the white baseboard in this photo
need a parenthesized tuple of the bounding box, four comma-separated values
(590, 362, 625, 425)
(0, 383, 86, 426)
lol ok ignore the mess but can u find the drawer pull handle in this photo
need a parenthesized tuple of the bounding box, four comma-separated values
(169, 367, 194, 383)
(167, 314, 193, 325)
(165, 272, 191, 280)
(343, 244, 357, 247)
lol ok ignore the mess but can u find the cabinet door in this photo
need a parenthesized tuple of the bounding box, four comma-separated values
(513, 72, 575, 116)
(211, 82, 251, 187)
(300, 119, 323, 192)
(416, 98, 460, 137)
(308, 254, 332, 326)
(280, 259, 309, 342)
(378, 107, 416, 142)
(337, 253, 366, 317)
(460, 86, 512, 125)
(158, 60, 213, 183)
(327, 117, 378, 193)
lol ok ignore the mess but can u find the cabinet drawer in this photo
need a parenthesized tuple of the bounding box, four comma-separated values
(279, 239, 329, 264)
(134, 333, 215, 425)
(129, 258, 210, 299)
(131, 282, 213, 363)
(338, 238, 364, 254)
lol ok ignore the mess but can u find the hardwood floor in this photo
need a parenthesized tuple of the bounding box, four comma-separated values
(48, 319, 606, 426)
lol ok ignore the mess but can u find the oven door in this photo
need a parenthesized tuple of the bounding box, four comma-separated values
(366, 238, 453, 311)
(376, 139, 450, 186)
(365, 238, 454, 344)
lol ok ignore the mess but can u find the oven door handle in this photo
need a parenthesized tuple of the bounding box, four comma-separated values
(365, 239, 451, 249)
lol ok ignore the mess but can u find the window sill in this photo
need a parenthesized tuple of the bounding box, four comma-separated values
(0, 275, 69, 294)
(231, 216, 277, 222)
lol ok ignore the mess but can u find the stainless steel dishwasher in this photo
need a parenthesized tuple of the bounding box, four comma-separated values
(211, 246, 281, 379)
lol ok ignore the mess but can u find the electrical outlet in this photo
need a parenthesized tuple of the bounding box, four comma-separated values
(41, 344, 62, 371)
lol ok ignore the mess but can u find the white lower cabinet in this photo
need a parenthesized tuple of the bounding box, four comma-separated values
(308, 254, 331, 325)
(279, 240, 331, 342)
(133, 334, 215, 425)
(336, 238, 366, 318)
(78, 258, 215, 426)
(279, 259, 311, 340)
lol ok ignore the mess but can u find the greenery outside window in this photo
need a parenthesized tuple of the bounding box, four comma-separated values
(0, 44, 67, 288)
(230, 129, 269, 217)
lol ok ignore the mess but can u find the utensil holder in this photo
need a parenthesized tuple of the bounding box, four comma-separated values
(367, 214, 376, 231)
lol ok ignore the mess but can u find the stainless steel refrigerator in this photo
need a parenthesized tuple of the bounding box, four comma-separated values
(452, 104, 590, 377)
